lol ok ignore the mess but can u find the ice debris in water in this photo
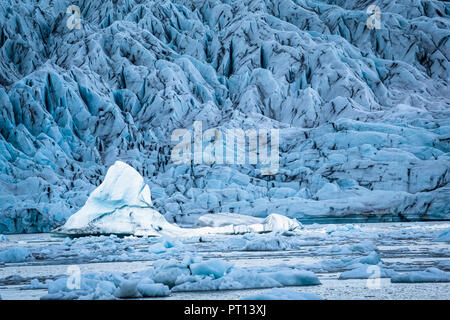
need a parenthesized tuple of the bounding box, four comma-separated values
(41, 256, 320, 300)
(339, 265, 394, 280)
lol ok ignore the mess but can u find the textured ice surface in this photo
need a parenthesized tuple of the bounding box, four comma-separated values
(0, 0, 449, 233)
(56, 161, 300, 236)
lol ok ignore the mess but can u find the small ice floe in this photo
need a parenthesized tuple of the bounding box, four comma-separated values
(147, 237, 181, 254)
(436, 260, 450, 270)
(358, 251, 382, 265)
(136, 282, 171, 298)
(435, 228, 450, 243)
(114, 280, 170, 299)
(242, 288, 323, 300)
(217, 233, 293, 251)
(391, 267, 450, 283)
(316, 240, 377, 255)
(0, 247, 33, 263)
(55, 161, 300, 237)
(305, 251, 379, 273)
(243, 236, 289, 251)
(339, 265, 394, 280)
(41, 256, 320, 300)
(22, 279, 49, 290)
(0, 234, 8, 242)
(326, 224, 363, 235)
(189, 259, 233, 279)
(337, 251, 394, 280)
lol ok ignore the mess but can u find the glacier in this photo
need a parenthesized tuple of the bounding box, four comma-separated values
(0, 0, 449, 233)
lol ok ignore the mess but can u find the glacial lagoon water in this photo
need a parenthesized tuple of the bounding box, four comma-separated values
(0, 221, 449, 300)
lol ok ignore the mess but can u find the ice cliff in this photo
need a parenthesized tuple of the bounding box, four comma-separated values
(0, 0, 449, 233)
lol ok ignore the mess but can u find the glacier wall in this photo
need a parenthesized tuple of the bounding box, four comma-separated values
(0, 0, 449, 233)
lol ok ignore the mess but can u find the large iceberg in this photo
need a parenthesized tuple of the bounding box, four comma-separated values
(55, 161, 300, 236)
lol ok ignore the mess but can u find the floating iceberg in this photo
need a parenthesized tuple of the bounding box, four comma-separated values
(339, 265, 394, 280)
(0, 247, 32, 263)
(391, 268, 450, 283)
(55, 161, 300, 237)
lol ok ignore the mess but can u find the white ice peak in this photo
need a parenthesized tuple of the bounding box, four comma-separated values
(89, 161, 152, 208)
